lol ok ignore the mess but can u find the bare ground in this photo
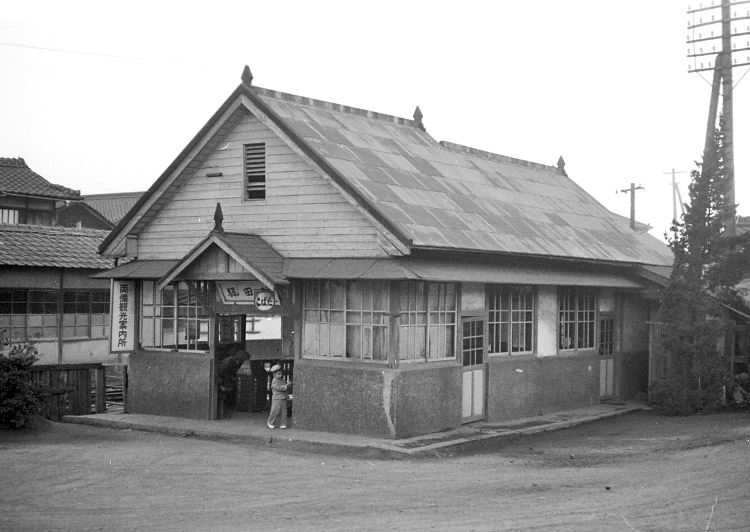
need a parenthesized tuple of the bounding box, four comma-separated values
(1, 409, 749, 532)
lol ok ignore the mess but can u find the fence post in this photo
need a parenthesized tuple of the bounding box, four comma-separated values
(95, 366, 106, 413)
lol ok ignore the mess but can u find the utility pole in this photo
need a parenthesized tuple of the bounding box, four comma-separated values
(619, 183, 644, 230)
(687, 0, 750, 237)
(664, 168, 687, 226)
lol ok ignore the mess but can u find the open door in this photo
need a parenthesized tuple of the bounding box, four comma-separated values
(461, 317, 485, 423)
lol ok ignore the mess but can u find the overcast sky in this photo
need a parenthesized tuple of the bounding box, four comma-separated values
(1, 1, 748, 240)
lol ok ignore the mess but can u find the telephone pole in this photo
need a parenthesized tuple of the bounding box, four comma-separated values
(664, 168, 687, 225)
(687, 0, 750, 237)
(619, 183, 644, 230)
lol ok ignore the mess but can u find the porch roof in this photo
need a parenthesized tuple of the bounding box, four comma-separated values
(92, 259, 179, 279)
(285, 258, 644, 288)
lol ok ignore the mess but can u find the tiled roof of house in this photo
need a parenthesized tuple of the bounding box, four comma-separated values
(252, 86, 673, 266)
(83, 192, 144, 224)
(0, 158, 80, 200)
(0, 225, 113, 269)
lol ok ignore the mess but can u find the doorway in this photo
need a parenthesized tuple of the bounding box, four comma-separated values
(461, 317, 485, 423)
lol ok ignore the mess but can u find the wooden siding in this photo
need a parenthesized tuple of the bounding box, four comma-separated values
(137, 112, 389, 259)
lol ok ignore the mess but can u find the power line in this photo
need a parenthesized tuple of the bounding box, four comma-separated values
(0, 40, 145, 61)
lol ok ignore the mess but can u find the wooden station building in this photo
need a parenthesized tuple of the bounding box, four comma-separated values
(96, 66, 673, 438)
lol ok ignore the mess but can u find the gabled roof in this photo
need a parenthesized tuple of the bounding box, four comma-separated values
(0, 225, 113, 269)
(100, 66, 673, 268)
(158, 230, 285, 290)
(0, 158, 80, 200)
(83, 192, 144, 224)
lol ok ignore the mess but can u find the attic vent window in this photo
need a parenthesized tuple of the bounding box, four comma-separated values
(244, 142, 266, 200)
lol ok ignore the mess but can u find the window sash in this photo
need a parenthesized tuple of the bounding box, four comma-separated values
(488, 285, 535, 355)
(140, 281, 210, 351)
(0, 288, 109, 341)
(558, 288, 596, 350)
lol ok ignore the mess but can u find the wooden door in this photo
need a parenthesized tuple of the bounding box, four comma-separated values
(599, 315, 615, 398)
(461, 317, 485, 423)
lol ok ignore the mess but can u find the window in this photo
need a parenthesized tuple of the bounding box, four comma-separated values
(303, 280, 389, 361)
(244, 142, 266, 200)
(558, 288, 596, 350)
(599, 315, 614, 355)
(0, 209, 19, 224)
(141, 281, 210, 351)
(0, 288, 109, 341)
(487, 285, 534, 355)
(398, 281, 456, 361)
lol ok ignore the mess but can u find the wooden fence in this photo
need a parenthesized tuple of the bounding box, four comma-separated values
(28, 364, 106, 421)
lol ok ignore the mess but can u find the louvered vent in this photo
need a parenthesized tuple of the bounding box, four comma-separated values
(244, 142, 266, 200)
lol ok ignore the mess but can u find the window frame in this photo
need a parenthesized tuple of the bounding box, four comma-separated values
(0, 288, 109, 342)
(487, 284, 535, 356)
(140, 281, 210, 352)
(558, 287, 597, 352)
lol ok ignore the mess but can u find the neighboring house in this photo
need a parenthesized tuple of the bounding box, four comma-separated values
(0, 157, 115, 364)
(58, 191, 145, 230)
(97, 66, 673, 438)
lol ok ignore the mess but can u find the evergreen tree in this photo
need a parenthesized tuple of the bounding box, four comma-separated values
(654, 120, 733, 414)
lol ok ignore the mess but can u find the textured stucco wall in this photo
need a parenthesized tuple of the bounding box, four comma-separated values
(127, 351, 214, 420)
(293, 360, 461, 439)
(486, 352, 599, 421)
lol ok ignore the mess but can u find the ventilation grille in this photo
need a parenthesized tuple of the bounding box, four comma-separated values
(244, 142, 266, 200)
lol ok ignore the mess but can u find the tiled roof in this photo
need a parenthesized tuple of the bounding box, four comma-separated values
(0, 158, 80, 200)
(253, 87, 673, 267)
(0, 224, 113, 269)
(83, 192, 144, 224)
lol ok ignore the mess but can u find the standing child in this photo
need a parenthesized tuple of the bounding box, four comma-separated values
(267, 364, 290, 429)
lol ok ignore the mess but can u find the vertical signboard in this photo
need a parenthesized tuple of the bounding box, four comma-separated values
(112, 280, 135, 352)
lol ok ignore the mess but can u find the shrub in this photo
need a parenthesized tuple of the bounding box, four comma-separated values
(0, 343, 40, 429)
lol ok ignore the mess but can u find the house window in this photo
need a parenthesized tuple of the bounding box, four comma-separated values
(398, 281, 456, 361)
(140, 281, 210, 351)
(303, 280, 389, 361)
(0, 209, 19, 224)
(558, 288, 596, 350)
(243, 142, 266, 200)
(599, 315, 614, 355)
(488, 285, 534, 355)
(0, 288, 109, 342)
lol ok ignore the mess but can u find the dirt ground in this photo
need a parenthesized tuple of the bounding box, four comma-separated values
(1, 410, 749, 532)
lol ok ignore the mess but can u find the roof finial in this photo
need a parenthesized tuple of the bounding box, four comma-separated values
(213, 202, 224, 233)
(241, 65, 253, 86)
(413, 106, 425, 131)
(557, 156, 567, 176)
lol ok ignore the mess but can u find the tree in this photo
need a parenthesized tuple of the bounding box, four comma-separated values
(654, 120, 734, 414)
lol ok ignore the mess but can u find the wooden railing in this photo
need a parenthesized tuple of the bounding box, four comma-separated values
(28, 364, 106, 421)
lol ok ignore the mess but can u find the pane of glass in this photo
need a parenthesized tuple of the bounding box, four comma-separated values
(346, 325, 361, 359)
(330, 324, 346, 357)
(373, 326, 388, 360)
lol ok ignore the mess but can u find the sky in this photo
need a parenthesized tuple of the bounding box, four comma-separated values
(1, 1, 749, 241)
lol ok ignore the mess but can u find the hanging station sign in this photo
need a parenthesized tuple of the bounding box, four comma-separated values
(111, 279, 135, 352)
(217, 281, 281, 310)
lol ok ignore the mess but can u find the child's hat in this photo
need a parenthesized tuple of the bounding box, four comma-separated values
(270, 364, 282, 373)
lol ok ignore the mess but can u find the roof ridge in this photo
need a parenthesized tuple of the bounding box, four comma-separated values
(0, 223, 110, 236)
(84, 191, 145, 199)
(438, 140, 560, 172)
(251, 85, 422, 129)
(0, 157, 27, 167)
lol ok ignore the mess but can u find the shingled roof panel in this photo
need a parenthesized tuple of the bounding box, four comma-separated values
(0, 158, 80, 200)
(0, 225, 113, 269)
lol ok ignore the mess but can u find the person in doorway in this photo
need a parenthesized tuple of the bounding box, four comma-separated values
(267, 364, 291, 429)
(219, 350, 250, 417)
